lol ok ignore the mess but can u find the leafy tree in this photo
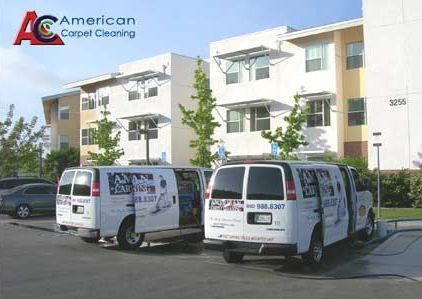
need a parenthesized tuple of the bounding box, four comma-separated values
(0, 105, 45, 176)
(87, 106, 124, 166)
(179, 58, 220, 168)
(261, 95, 308, 160)
(44, 147, 80, 182)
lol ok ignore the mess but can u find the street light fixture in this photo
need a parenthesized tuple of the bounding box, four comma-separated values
(372, 132, 382, 218)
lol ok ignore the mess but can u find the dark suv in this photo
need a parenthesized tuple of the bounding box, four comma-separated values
(0, 177, 55, 194)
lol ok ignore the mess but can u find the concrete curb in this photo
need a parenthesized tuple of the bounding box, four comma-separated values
(8, 222, 56, 233)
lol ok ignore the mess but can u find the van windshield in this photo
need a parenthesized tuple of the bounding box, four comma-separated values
(58, 171, 75, 195)
(247, 167, 284, 200)
(211, 167, 244, 199)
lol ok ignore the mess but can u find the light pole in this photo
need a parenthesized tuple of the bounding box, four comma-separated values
(372, 132, 382, 218)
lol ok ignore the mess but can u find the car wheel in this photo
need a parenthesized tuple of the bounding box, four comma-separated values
(117, 218, 144, 250)
(360, 215, 375, 241)
(302, 231, 324, 269)
(223, 250, 244, 263)
(80, 237, 100, 243)
(15, 204, 31, 219)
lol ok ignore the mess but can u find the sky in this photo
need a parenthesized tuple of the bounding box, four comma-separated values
(0, 0, 362, 125)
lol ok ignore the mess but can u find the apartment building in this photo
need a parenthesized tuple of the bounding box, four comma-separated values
(41, 90, 80, 151)
(363, 0, 422, 170)
(210, 19, 366, 160)
(64, 53, 204, 166)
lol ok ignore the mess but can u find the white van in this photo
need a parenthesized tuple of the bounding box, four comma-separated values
(204, 161, 374, 267)
(56, 166, 213, 249)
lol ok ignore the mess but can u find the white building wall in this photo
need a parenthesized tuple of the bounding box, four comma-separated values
(210, 28, 340, 159)
(363, 0, 422, 170)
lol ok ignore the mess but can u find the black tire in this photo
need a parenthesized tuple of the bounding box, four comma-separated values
(80, 237, 100, 243)
(117, 218, 144, 250)
(223, 250, 244, 263)
(15, 204, 31, 219)
(360, 214, 375, 241)
(302, 231, 324, 269)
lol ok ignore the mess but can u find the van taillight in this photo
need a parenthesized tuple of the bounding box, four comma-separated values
(286, 180, 296, 200)
(91, 181, 100, 197)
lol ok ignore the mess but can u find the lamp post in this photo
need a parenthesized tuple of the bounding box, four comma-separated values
(372, 132, 382, 218)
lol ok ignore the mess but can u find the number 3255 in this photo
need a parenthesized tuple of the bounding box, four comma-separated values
(389, 98, 406, 106)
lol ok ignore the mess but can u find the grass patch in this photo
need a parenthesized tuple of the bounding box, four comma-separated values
(375, 208, 422, 220)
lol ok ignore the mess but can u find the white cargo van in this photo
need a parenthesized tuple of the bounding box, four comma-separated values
(56, 166, 213, 249)
(204, 161, 374, 267)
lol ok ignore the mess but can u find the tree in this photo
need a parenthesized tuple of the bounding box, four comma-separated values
(261, 95, 308, 160)
(179, 58, 220, 168)
(44, 147, 80, 182)
(0, 104, 45, 176)
(87, 106, 124, 166)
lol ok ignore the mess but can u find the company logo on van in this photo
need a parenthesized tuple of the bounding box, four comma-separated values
(107, 172, 155, 195)
(209, 199, 244, 212)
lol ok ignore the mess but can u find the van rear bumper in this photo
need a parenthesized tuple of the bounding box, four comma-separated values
(56, 224, 99, 239)
(204, 239, 297, 256)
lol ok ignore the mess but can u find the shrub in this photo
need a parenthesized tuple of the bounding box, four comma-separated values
(380, 171, 412, 208)
(410, 172, 422, 208)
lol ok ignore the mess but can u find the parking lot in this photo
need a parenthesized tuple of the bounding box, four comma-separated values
(1, 214, 421, 299)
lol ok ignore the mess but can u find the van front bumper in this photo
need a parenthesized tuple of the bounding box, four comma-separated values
(56, 224, 99, 239)
(204, 239, 297, 256)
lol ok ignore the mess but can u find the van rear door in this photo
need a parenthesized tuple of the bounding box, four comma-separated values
(56, 170, 76, 226)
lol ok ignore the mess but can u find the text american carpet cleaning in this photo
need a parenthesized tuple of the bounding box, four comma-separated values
(58, 15, 136, 39)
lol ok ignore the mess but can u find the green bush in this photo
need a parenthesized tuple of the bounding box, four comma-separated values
(410, 172, 422, 208)
(380, 171, 412, 208)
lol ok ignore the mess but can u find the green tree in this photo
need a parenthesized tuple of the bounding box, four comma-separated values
(0, 104, 45, 176)
(261, 95, 308, 160)
(179, 58, 220, 167)
(87, 106, 124, 166)
(44, 147, 80, 182)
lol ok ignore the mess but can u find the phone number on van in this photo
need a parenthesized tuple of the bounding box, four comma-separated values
(249, 203, 285, 210)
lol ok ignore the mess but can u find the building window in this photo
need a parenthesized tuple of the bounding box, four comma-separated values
(97, 87, 110, 106)
(346, 41, 364, 69)
(147, 119, 158, 139)
(88, 96, 96, 110)
(128, 121, 141, 141)
(81, 98, 89, 111)
(58, 135, 69, 150)
(305, 44, 328, 72)
(250, 106, 270, 131)
(226, 61, 241, 84)
(99, 96, 109, 106)
(58, 105, 70, 120)
(226, 109, 245, 133)
(250, 55, 270, 80)
(306, 99, 331, 127)
(128, 119, 158, 140)
(81, 128, 96, 145)
(348, 98, 366, 126)
(128, 90, 140, 101)
(144, 86, 158, 98)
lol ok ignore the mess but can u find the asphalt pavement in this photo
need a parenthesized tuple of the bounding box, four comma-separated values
(1, 214, 421, 299)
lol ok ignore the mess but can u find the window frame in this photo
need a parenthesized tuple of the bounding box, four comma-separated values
(81, 97, 89, 111)
(23, 186, 51, 195)
(305, 43, 328, 72)
(81, 128, 96, 145)
(58, 105, 70, 120)
(306, 98, 331, 127)
(250, 106, 270, 132)
(348, 97, 366, 126)
(58, 135, 69, 150)
(226, 109, 245, 133)
(251, 55, 270, 80)
(147, 118, 158, 139)
(226, 60, 241, 85)
(346, 41, 364, 70)
(246, 166, 284, 201)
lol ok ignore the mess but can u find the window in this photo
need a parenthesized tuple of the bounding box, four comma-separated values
(226, 61, 242, 84)
(58, 105, 70, 120)
(88, 95, 96, 110)
(128, 90, 140, 101)
(211, 167, 245, 199)
(58, 135, 69, 150)
(147, 118, 158, 139)
(145, 86, 158, 98)
(247, 167, 284, 200)
(204, 171, 213, 186)
(24, 186, 51, 195)
(81, 98, 89, 111)
(250, 55, 270, 80)
(128, 121, 140, 141)
(128, 119, 158, 140)
(350, 168, 365, 192)
(250, 106, 270, 131)
(58, 171, 75, 195)
(97, 87, 110, 106)
(306, 43, 328, 72)
(226, 109, 245, 133)
(73, 171, 92, 196)
(348, 98, 366, 126)
(306, 99, 331, 127)
(346, 42, 364, 69)
(81, 128, 96, 145)
(99, 96, 109, 106)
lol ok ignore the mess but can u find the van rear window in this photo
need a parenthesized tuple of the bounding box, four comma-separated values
(247, 167, 284, 200)
(211, 167, 245, 199)
(73, 172, 92, 196)
(58, 171, 75, 195)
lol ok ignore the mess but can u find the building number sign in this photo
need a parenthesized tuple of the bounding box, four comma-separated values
(389, 98, 407, 106)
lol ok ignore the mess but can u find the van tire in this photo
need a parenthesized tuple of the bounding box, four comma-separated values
(80, 237, 100, 243)
(360, 213, 375, 241)
(223, 250, 244, 263)
(302, 231, 324, 269)
(117, 218, 144, 250)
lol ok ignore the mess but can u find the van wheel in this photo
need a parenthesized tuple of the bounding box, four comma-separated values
(80, 237, 100, 243)
(302, 232, 324, 269)
(360, 215, 375, 241)
(15, 204, 31, 219)
(223, 250, 244, 263)
(117, 219, 144, 250)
